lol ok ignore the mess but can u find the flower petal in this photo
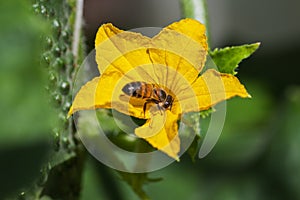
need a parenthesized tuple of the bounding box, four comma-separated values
(147, 18, 208, 86)
(95, 23, 153, 76)
(69, 68, 155, 119)
(135, 109, 180, 160)
(94, 19, 208, 92)
(165, 18, 208, 51)
(68, 77, 100, 116)
(179, 69, 250, 112)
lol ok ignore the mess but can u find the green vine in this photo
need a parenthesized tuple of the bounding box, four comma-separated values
(16, 0, 86, 199)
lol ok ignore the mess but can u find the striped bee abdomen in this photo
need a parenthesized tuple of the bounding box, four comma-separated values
(122, 82, 153, 98)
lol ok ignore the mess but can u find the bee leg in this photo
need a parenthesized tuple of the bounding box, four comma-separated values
(170, 100, 173, 111)
(143, 99, 160, 117)
(143, 101, 149, 118)
(143, 100, 153, 117)
(157, 105, 163, 115)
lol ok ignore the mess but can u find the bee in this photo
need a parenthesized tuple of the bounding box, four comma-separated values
(122, 82, 174, 116)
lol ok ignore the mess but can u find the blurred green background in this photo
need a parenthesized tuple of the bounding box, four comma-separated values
(1, 0, 300, 199)
(0, 1, 55, 199)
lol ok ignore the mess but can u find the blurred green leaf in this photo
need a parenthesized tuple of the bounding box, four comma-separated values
(0, 142, 49, 200)
(80, 159, 108, 200)
(118, 171, 162, 200)
(0, 1, 54, 147)
(210, 43, 260, 74)
(0, 1, 55, 198)
(146, 162, 201, 200)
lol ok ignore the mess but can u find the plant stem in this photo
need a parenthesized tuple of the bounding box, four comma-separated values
(72, 0, 83, 61)
(180, 0, 211, 47)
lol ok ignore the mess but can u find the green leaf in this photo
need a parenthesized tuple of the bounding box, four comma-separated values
(209, 43, 260, 74)
(118, 171, 162, 200)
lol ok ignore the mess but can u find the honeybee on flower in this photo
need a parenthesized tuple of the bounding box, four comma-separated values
(68, 18, 250, 159)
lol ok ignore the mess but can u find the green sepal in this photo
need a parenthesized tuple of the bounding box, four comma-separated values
(181, 112, 202, 162)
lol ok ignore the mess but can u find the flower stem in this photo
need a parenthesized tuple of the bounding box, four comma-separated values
(72, 0, 84, 62)
(180, 0, 211, 47)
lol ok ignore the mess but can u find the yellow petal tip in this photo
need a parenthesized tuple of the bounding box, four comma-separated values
(67, 106, 73, 119)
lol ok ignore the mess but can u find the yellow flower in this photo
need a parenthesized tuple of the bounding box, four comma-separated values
(68, 18, 250, 160)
